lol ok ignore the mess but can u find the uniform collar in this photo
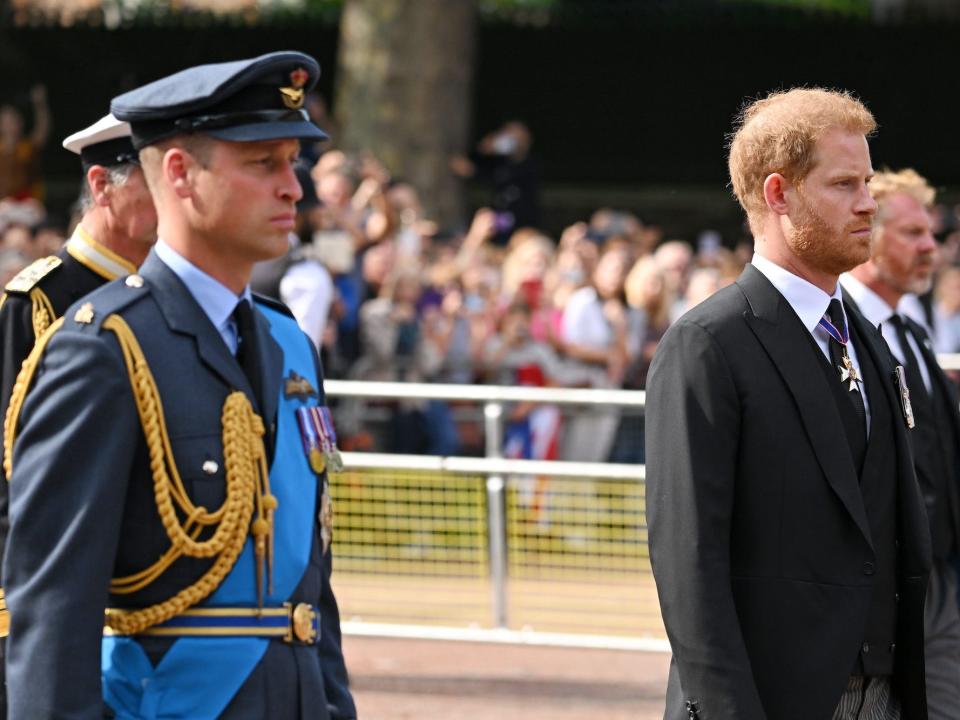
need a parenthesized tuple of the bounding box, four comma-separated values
(65, 226, 138, 281)
(154, 240, 251, 344)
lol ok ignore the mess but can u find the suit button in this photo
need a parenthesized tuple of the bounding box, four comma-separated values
(889, 643, 896, 653)
(862, 642, 870, 654)
(863, 562, 875, 575)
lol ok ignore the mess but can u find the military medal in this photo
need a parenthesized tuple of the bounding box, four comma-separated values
(296, 406, 326, 475)
(316, 407, 344, 472)
(295, 406, 343, 474)
(838, 354, 860, 392)
(893, 365, 916, 429)
(818, 312, 861, 392)
(319, 480, 333, 555)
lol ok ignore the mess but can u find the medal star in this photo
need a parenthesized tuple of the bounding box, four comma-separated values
(839, 355, 861, 392)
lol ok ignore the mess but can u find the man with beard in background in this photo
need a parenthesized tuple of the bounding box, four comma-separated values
(842, 168, 960, 718)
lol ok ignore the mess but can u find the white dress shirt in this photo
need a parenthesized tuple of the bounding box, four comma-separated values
(154, 240, 252, 354)
(752, 253, 871, 429)
(841, 273, 932, 394)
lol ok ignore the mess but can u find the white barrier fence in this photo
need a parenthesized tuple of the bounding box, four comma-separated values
(326, 362, 960, 649)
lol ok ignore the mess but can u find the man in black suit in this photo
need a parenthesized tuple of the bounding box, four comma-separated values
(842, 168, 960, 719)
(646, 88, 932, 720)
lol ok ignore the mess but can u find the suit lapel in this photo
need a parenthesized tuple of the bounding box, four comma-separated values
(907, 317, 960, 440)
(738, 265, 873, 547)
(139, 251, 251, 395)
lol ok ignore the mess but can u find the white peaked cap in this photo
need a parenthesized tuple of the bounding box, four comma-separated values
(62, 113, 132, 155)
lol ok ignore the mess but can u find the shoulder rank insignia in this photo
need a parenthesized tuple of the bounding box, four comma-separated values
(284, 370, 317, 400)
(4, 256, 62, 294)
(74, 302, 95, 324)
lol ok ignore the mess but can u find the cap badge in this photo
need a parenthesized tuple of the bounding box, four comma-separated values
(289, 67, 309, 89)
(279, 67, 309, 110)
(279, 87, 304, 110)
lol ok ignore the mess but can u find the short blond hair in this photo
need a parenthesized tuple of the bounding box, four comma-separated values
(728, 88, 876, 233)
(869, 168, 935, 218)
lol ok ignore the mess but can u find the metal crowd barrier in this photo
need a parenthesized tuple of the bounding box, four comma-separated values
(327, 360, 960, 649)
(324, 381, 660, 650)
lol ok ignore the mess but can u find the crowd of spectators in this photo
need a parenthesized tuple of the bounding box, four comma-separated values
(5, 95, 960, 462)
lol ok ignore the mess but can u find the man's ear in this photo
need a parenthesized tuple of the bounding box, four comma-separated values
(763, 173, 791, 216)
(164, 148, 194, 200)
(86, 165, 110, 207)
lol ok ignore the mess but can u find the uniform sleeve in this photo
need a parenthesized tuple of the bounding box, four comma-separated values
(4, 329, 137, 719)
(311, 344, 357, 720)
(0, 294, 36, 460)
(0, 294, 37, 579)
(645, 319, 767, 720)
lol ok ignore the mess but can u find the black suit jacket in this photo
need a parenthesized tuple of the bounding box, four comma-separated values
(903, 315, 960, 557)
(646, 264, 931, 720)
(4, 251, 355, 719)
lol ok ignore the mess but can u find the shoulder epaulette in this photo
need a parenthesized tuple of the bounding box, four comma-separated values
(253, 292, 294, 319)
(63, 273, 151, 333)
(4, 256, 62, 294)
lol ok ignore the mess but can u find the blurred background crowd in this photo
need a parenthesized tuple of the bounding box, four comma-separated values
(5, 82, 960, 464)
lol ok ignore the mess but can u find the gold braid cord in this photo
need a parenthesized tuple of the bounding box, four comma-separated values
(3, 313, 277, 636)
(3, 317, 65, 479)
(29, 288, 55, 339)
(0, 287, 57, 475)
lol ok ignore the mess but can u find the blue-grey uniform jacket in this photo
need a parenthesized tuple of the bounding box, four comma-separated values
(3, 250, 356, 719)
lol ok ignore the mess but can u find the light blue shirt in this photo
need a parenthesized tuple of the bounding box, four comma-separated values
(154, 240, 252, 355)
(752, 253, 871, 430)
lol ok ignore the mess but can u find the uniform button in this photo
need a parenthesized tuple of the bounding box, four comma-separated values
(889, 643, 896, 653)
(863, 562, 875, 575)
(862, 642, 870, 654)
(894, 592, 900, 602)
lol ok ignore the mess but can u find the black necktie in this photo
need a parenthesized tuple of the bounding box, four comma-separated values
(234, 299, 264, 413)
(826, 299, 868, 443)
(888, 314, 930, 406)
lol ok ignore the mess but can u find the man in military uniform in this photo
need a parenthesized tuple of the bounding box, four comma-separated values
(3, 52, 355, 719)
(0, 113, 157, 444)
(842, 168, 960, 718)
(0, 112, 156, 717)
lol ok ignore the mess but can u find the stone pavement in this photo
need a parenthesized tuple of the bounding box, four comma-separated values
(343, 635, 670, 719)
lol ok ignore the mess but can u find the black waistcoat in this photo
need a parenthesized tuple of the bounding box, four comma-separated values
(814, 325, 899, 676)
(908, 366, 959, 560)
